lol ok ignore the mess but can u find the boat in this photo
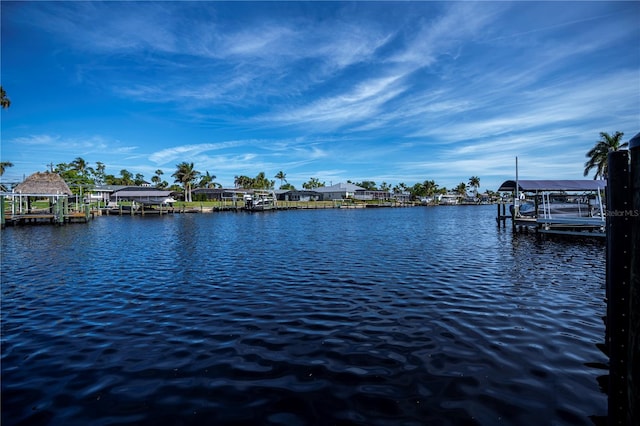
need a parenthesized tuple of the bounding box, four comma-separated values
(244, 191, 276, 211)
(510, 197, 601, 219)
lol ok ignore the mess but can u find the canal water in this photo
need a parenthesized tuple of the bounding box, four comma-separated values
(1, 205, 607, 425)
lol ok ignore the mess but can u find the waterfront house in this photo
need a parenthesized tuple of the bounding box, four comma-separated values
(354, 188, 392, 202)
(192, 188, 254, 203)
(315, 182, 364, 201)
(88, 185, 124, 205)
(439, 193, 460, 205)
(393, 192, 412, 203)
(277, 190, 321, 202)
(192, 188, 226, 201)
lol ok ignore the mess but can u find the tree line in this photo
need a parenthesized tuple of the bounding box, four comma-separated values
(3, 154, 489, 203)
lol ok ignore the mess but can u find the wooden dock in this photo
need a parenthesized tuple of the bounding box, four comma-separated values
(2, 210, 92, 226)
(510, 215, 605, 238)
(1, 193, 93, 228)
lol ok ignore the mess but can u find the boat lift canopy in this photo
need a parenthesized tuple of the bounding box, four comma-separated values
(497, 179, 606, 193)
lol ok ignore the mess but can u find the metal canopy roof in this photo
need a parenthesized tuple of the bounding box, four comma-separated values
(497, 179, 607, 192)
(112, 190, 173, 198)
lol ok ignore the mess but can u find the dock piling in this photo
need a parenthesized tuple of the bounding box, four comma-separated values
(606, 137, 639, 425)
(495, 202, 508, 227)
(628, 132, 640, 425)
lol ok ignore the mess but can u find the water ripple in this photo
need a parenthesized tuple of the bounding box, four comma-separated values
(1, 206, 607, 425)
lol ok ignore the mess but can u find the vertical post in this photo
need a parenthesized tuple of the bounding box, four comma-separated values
(56, 197, 65, 225)
(628, 132, 640, 426)
(502, 203, 506, 227)
(0, 195, 5, 228)
(606, 149, 631, 425)
(515, 156, 519, 214)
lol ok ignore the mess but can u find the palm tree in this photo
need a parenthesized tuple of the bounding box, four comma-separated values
(393, 182, 408, 194)
(151, 169, 164, 187)
(71, 157, 94, 178)
(302, 177, 325, 189)
(584, 131, 628, 179)
(134, 173, 145, 186)
(423, 180, 438, 196)
(1, 86, 10, 109)
(455, 182, 468, 197)
(93, 162, 106, 185)
(172, 162, 200, 202)
(253, 172, 274, 189)
(119, 169, 134, 185)
(468, 176, 480, 199)
(198, 171, 218, 188)
(234, 175, 252, 189)
(275, 171, 287, 189)
(0, 161, 14, 176)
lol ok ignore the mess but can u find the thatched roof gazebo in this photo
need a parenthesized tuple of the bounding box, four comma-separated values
(14, 172, 72, 195)
(9, 172, 73, 215)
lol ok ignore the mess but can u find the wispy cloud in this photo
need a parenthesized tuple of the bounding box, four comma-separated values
(148, 141, 249, 165)
(388, 2, 502, 67)
(9, 134, 136, 155)
(262, 74, 408, 128)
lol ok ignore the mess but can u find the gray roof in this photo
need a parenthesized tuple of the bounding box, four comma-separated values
(192, 188, 225, 193)
(13, 172, 72, 195)
(497, 179, 606, 192)
(282, 190, 321, 195)
(93, 185, 129, 192)
(112, 186, 163, 193)
(112, 189, 173, 198)
(314, 182, 364, 193)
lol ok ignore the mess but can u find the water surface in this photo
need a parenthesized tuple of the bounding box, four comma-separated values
(1, 206, 607, 425)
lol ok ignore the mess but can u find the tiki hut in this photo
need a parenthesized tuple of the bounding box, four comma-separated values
(12, 172, 72, 213)
(14, 172, 72, 195)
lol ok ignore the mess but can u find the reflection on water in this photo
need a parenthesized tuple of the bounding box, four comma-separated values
(1, 206, 607, 425)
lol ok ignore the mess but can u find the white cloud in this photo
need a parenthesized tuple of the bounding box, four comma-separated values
(263, 74, 408, 128)
(148, 141, 251, 165)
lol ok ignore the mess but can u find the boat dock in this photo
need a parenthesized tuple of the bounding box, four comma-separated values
(495, 179, 607, 238)
(1, 195, 93, 227)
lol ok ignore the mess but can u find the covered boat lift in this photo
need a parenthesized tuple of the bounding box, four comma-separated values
(496, 179, 607, 237)
(497, 179, 606, 192)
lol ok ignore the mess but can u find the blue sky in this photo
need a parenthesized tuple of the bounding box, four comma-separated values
(1, 1, 638, 191)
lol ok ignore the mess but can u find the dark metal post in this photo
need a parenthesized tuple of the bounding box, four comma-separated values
(1, 195, 5, 228)
(606, 149, 631, 425)
(628, 132, 640, 426)
(502, 203, 506, 227)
